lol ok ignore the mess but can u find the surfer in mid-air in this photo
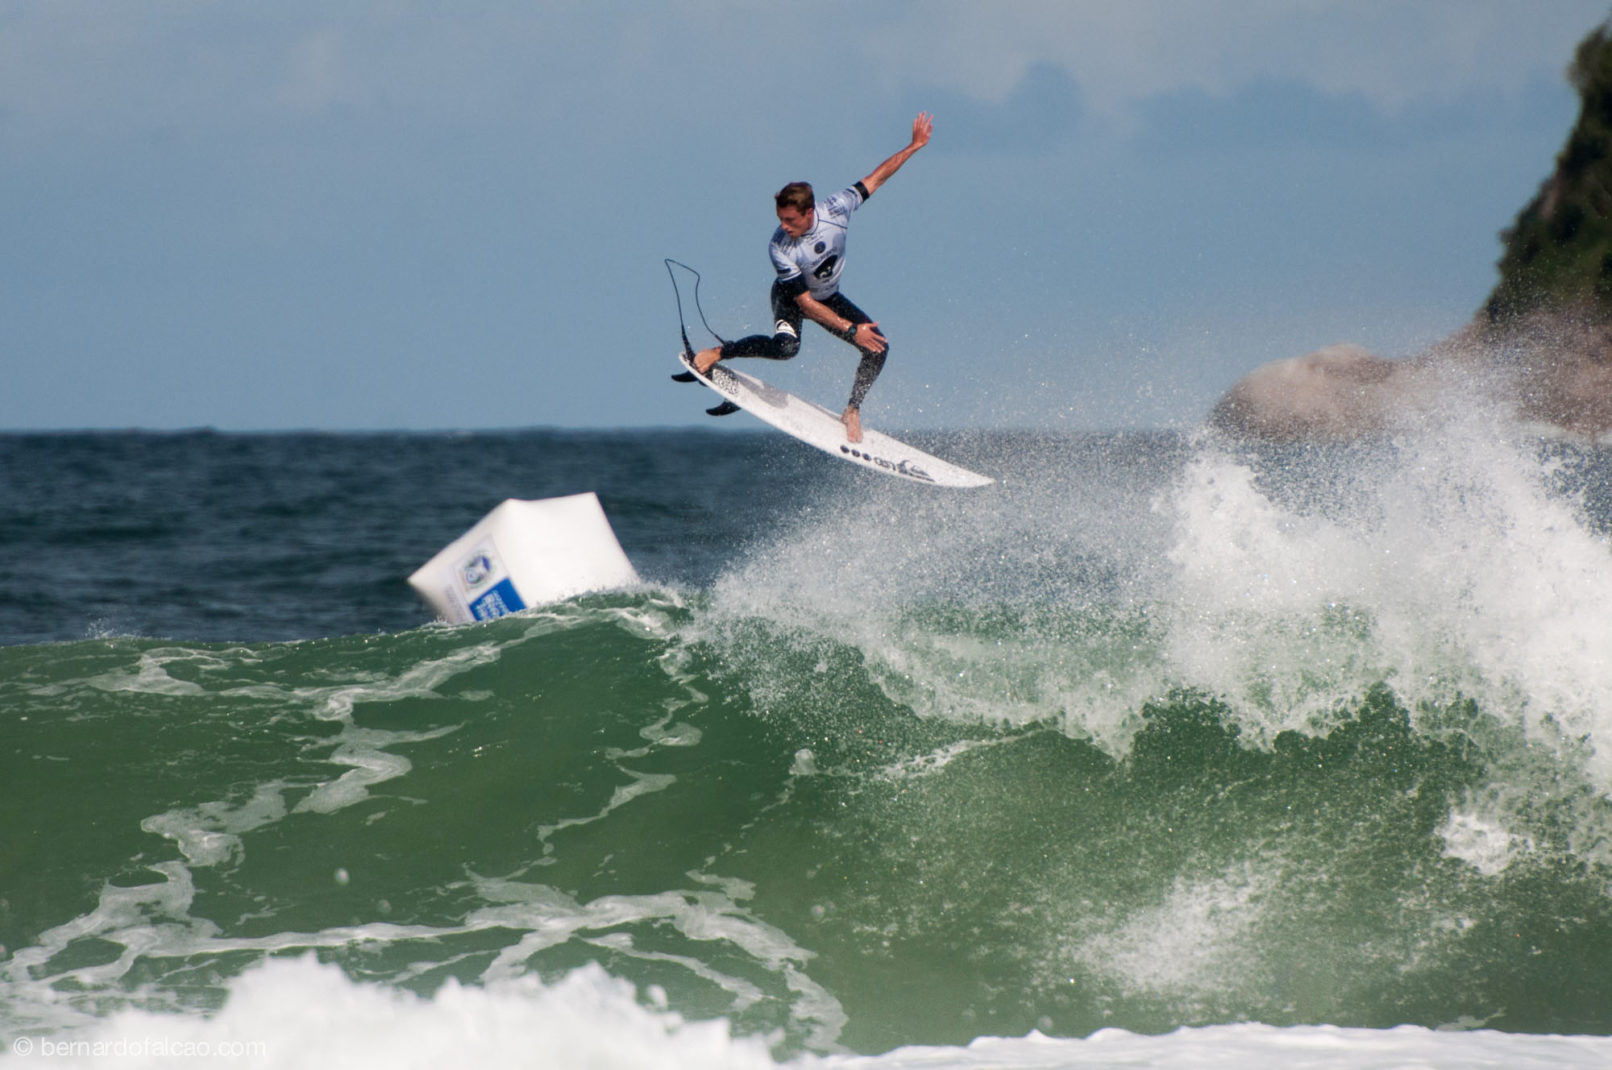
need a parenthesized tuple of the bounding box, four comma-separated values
(692, 112, 933, 443)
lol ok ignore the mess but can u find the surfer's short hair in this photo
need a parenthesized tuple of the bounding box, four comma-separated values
(775, 182, 815, 214)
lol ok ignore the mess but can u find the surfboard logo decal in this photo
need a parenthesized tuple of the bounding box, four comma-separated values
(841, 444, 935, 483)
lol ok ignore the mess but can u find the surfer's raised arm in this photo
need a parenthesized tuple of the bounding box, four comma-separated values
(860, 112, 933, 198)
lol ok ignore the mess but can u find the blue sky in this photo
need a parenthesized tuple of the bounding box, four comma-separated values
(3, 1, 1607, 432)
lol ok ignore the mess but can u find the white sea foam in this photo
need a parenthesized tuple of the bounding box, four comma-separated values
(1161, 418, 1612, 782)
(1438, 811, 1531, 877)
(703, 440, 1175, 754)
(86, 649, 215, 696)
(16, 954, 1611, 1070)
(140, 780, 292, 867)
(705, 418, 1612, 803)
(9, 955, 778, 1070)
(826, 1023, 1612, 1069)
(1071, 861, 1276, 1004)
(0, 859, 842, 1049)
(1150, 415, 1612, 885)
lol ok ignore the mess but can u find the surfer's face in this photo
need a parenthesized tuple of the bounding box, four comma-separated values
(776, 205, 814, 238)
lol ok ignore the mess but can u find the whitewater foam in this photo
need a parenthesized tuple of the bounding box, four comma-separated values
(17, 954, 1612, 1070)
(1072, 861, 1276, 1008)
(1161, 420, 1612, 788)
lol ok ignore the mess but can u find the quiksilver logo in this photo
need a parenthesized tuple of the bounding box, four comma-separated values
(840, 445, 935, 483)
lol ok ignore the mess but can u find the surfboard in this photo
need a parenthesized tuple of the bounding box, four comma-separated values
(676, 351, 993, 488)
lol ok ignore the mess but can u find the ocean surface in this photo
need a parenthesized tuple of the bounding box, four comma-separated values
(3, 423, 1612, 1068)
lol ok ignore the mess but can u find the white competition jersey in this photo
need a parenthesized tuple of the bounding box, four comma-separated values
(769, 185, 866, 299)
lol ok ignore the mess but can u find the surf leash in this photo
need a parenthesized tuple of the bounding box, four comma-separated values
(664, 259, 741, 413)
(664, 259, 727, 359)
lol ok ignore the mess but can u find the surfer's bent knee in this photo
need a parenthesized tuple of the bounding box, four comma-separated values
(768, 315, 800, 359)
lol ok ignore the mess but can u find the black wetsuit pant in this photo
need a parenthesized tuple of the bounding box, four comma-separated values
(717, 280, 887, 409)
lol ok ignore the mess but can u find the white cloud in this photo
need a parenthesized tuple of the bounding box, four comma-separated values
(856, 0, 1610, 117)
(1, 1, 1601, 143)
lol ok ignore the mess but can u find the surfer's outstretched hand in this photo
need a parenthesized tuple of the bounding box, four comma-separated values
(693, 347, 722, 374)
(841, 406, 863, 444)
(910, 112, 933, 151)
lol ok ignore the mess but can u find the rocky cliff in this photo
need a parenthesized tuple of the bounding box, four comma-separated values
(1486, 23, 1612, 323)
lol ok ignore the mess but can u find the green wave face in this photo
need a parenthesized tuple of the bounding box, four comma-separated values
(4, 431, 1612, 1057)
(4, 590, 1610, 1054)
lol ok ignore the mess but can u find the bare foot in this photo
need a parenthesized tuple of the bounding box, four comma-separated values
(841, 406, 862, 443)
(693, 347, 722, 374)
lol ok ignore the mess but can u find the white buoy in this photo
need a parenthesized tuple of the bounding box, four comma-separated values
(407, 493, 639, 623)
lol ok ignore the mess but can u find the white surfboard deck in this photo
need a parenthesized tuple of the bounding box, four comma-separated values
(678, 350, 992, 488)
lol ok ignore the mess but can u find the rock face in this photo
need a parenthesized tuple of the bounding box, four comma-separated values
(1485, 24, 1612, 323)
(1209, 344, 1410, 442)
(1473, 309, 1612, 435)
(1211, 21, 1612, 441)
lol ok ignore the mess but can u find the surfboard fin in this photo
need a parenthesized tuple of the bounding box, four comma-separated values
(670, 371, 699, 383)
(705, 401, 741, 417)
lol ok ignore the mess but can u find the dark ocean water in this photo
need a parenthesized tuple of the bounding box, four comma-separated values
(4, 426, 1612, 1068)
(0, 430, 842, 644)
